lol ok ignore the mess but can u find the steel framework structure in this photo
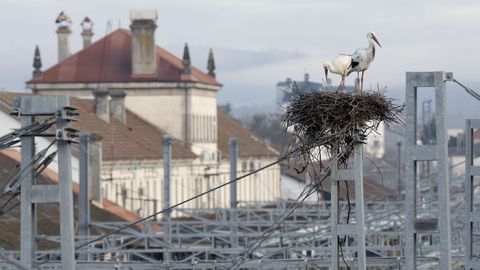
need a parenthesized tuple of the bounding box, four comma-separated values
(1, 72, 479, 269)
(331, 140, 366, 270)
(404, 71, 452, 270)
(465, 119, 480, 269)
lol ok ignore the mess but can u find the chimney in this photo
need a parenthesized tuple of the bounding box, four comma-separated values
(110, 90, 127, 124)
(32, 45, 42, 79)
(129, 10, 158, 75)
(81, 17, 94, 48)
(89, 133, 103, 204)
(55, 11, 72, 62)
(304, 73, 310, 83)
(92, 88, 110, 122)
(207, 48, 216, 78)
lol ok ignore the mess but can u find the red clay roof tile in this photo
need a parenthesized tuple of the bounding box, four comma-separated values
(28, 29, 220, 86)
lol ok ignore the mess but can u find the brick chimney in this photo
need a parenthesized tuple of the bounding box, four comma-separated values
(110, 90, 127, 124)
(81, 17, 94, 49)
(129, 10, 158, 76)
(55, 11, 72, 62)
(92, 88, 110, 122)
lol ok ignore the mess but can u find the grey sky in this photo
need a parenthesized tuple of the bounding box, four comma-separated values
(1, 0, 480, 120)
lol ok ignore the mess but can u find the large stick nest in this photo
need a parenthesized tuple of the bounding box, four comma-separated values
(283, 89, 404, 168)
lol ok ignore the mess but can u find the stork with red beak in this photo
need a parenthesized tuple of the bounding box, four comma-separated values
(323, 54, 352, 92)
(347, 32, 382, 91)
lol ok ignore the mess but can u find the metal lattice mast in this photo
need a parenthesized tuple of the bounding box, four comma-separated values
(331, 137, 366, 270)
(465, 119, 480, 269)
(404, 72, 452, 270)
(16, 96, 78, 269)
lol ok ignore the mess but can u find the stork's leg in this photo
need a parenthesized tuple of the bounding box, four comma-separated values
(360, 71, 365, 91)
(337, 75, 345, 92)
(354, 72, 360, 91)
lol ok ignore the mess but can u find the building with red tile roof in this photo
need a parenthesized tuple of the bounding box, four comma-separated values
(15, 10, 284, 218)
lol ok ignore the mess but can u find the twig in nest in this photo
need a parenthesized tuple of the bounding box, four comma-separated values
(283, 87, 404, 176)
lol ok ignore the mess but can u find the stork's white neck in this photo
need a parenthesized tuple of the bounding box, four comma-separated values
(367, 37, 376, 51)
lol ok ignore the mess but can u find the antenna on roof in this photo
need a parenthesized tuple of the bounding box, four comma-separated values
(106, 20, 112, 35)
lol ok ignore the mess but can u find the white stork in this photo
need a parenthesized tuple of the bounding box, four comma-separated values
(347, 32, 382, 91)
(323, 54, 352, 91)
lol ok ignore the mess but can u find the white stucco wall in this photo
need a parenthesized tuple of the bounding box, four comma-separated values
(126, 94, 186, 140)
(101, 156, 281, 217)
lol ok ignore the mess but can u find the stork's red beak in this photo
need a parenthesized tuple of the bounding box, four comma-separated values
(372, 35, 382, 48)
(324, 67, 328, 80)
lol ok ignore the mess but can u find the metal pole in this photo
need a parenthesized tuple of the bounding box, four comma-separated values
(353, 140, 366, 270)
(434, 72, 452, 270)
(56, 108, 76, 270)
(163, 135, 172, 263)
(464, 119, 480, 269)
(20, 112, 35, 268)
(330, 153, 339, 270)
(397, 141, 402, 199)
(79, 133, 90, 261)
(229, 138, 238, 247)
(404, 72, 452, 270)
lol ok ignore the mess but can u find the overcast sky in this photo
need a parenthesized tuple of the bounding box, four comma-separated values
(1, 0, 480, 123)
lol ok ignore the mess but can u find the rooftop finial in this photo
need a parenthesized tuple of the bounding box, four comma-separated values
(207, 48, 216, 78)
(55, 11, 72, 28)
(81, 16, 94, 31)
(32, 45, 42, 78)
(81, 16, 94, 48)
(182, 43, 191, 75)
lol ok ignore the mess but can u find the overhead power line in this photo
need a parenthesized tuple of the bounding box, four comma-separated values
(452, 79, 480, 102)
(76, 151, 296, 250)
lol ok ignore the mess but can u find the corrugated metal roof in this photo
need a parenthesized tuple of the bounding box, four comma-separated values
(28, 29, 220, 86)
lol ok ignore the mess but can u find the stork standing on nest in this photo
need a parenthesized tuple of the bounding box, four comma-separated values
(323, 54, 352, 92)
(348, 32, 382, 91)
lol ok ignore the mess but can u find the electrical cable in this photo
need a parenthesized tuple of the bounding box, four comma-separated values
(230, 184, 318, 270)
(452, 79, 480, 102)
(230, 169, 332, 270)
(76, 150, 298, 250)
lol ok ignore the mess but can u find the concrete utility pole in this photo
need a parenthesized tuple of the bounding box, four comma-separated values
(229, 138, 238, 248)
(404, 72, 452, 270)
(15, 95, 78, 269)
